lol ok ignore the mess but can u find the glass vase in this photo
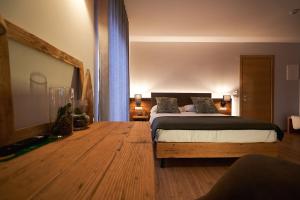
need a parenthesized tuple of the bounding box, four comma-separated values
(49, 87, 74, 136)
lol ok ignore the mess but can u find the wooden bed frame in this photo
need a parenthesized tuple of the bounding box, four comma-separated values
(151, 92, 279, 165)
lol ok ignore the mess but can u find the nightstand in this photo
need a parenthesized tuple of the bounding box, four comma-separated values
(132, 115, 149, 121)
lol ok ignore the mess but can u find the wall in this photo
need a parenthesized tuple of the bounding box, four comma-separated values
(130, 42, 300, 129)
(0, 0, 95, 80)
(0, 0, 95, 129)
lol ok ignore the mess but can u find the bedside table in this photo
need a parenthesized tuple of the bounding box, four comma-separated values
(132, 115, 149, 121)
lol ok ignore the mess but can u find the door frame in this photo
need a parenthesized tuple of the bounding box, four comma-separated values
(240, 55, 274, 122)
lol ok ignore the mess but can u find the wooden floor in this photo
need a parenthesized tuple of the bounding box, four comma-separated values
(278, 133, 300, 165)
(156, 133, 300, 200)
(156, 158, 235, 200)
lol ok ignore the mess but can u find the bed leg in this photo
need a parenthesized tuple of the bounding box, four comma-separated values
(160, 158, 166, 168)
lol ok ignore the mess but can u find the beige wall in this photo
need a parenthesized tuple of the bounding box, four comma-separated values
(130, 42, 300, 129)
(0, 0, 95, 129)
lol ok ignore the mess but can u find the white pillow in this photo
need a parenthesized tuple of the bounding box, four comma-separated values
(150, 105, 157, 113)
(184, 104, 196, 112)
(291, 115, 300, 129)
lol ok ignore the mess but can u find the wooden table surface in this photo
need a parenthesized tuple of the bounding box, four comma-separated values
(0, 122, 155, 200)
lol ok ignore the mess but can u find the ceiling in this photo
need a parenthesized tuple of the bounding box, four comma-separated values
(124, 0, 300, 42)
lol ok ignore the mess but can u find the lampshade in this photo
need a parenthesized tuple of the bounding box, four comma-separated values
(134, 94, 142, 100)
(223, 95, 231, 102)
(134, 94, 142, 106)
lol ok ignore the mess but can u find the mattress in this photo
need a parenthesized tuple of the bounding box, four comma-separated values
(156, 129, 277, 143)
(150, 112, 278, 143)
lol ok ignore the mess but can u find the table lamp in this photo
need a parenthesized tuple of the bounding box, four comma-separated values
(134, 94, 142, 107)
(221, 95, 231, 107)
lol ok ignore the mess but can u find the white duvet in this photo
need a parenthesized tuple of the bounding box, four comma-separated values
(149, 112, 227, 124)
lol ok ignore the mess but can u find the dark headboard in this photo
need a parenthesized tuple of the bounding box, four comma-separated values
(151, 92, 211, 107)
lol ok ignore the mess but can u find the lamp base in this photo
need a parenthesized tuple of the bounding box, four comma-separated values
(135, 106, 143, 116)
(220, 100, 226, 107)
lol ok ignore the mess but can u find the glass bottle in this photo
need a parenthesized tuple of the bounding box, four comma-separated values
(49, 87, 74, 136)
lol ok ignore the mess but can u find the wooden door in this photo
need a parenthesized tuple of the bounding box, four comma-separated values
(240, 55, 274, 122)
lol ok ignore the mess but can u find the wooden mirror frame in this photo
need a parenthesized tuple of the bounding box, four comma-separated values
(0, 16, 86, 146)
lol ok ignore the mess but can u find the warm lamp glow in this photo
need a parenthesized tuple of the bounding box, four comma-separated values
(134, 94, 142, 107)
(223, 95, 231, 102)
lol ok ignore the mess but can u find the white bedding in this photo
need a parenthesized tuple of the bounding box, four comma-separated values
(156, 129, 277, 143)
(149, 112, 227, 124)
(150, 111, 277, 143)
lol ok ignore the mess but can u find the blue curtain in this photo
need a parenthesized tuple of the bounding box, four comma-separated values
(108, 0, 129, 121)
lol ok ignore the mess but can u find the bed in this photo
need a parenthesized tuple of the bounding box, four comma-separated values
(150, 93, 283, 164)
